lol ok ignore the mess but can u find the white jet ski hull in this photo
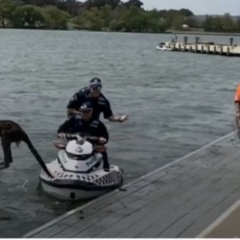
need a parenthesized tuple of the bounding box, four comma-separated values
(156, 46, 172, 51)
(41, 181, 111, 200)
(40, 160, 123, 201)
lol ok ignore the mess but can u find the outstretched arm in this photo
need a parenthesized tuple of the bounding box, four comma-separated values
(104, 101, 128, 122)
(108, 115, 128, 122)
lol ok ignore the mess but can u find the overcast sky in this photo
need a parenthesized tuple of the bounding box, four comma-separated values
(126, 0, 240, 15)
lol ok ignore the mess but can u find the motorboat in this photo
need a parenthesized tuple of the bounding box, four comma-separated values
(156, 42, 172, 51)
(39, 134, 123, 200)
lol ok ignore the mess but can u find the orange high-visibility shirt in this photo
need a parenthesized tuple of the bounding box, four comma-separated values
(234, 85, 240, 103)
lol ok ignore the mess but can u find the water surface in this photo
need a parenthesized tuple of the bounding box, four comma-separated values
(0, 29, 239, 237)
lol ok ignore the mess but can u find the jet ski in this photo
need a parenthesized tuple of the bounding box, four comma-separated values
(39, 134, 123, 201)
(156, 42, 172, 51)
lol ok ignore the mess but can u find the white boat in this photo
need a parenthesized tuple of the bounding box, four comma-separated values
(39, 134, 123, 201)
(156, 42, 172, 51)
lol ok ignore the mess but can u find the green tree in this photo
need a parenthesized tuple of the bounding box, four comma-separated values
(99, 4, 111, 27)
(147, 9, 160, 19)
(120, 5, 142, 31)
(222, 13, 235, 32)
(57, 0, 80, 16)
(109, 18, 120, 31)
(236, 18, 240, 31)
(211, 16, 224, 31)
(84, 0, 121, 10)
(140, 10, 159, 32)
(179, 8, 193, 17)
(72, 7, 104, 31)
(184, 16, 198, 28)
(201, 14, 238, 32)
(157, 17, 167, 32)
(202, 15, 212, 31)
(124, 0, 143, 9)
(11, 5, 45, 28)
(43, 5, 70, 29)
(0, 0, 16, 27)
(110, 3, 127, 21)
(158, 10, 167, 18)
(171, 14, 184, 30)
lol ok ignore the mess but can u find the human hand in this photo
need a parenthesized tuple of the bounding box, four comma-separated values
(58, 133, 66, 138)
(119, 115, 128, 122)
(99, 137, 107, 144)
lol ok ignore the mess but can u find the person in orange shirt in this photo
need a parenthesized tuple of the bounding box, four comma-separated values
(234, 85, 240, 138)
(234, 84, 240, 117)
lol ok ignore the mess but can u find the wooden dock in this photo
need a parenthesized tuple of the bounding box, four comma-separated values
(24, 131, 240, 238)
(165, 36, 240, 56)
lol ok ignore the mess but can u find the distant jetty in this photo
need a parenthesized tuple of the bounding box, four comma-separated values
(164, 37, 240, 57)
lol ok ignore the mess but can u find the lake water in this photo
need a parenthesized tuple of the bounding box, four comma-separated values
(0, 29, 240, 237)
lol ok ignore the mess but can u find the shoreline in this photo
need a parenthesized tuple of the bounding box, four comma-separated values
(1, 27, 240, 37)
(165, 30, 240, 37)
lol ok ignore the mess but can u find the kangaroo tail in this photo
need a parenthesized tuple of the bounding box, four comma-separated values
(23, 133, 53, 178)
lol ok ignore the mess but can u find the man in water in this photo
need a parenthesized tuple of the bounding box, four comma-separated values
(66, 78, 128, 123)
(58, 102, 111, 170)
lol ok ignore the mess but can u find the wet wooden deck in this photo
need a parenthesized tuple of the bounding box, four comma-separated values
(24, 131, 240, 238)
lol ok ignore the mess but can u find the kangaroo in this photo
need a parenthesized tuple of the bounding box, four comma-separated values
(0, 120, 53, 178)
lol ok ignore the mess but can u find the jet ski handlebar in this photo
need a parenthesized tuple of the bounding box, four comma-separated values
(57, 133, 105, 144)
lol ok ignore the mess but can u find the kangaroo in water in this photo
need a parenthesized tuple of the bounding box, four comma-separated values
(0, 120, 53, 178)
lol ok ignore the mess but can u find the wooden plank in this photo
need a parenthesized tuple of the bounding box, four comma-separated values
(158, 177, 240, 237)
(23, 131, 237, 238)
(140, 154, 240, 238)
(74, 147, 238, 238)
(179, 187, 240, 237)
(115, 167, 236, 238)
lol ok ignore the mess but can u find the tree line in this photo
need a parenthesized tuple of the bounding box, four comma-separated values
(0, 0, 239, 32)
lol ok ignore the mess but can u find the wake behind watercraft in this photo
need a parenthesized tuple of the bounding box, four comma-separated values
(39, 134, 123, 200)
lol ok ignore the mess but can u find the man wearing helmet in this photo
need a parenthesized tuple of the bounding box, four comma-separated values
(58, 102, 111, 170)
(66, 78, 127, 122)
